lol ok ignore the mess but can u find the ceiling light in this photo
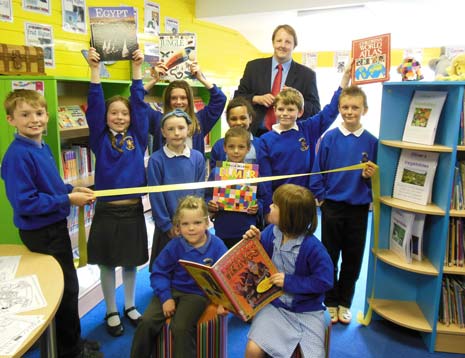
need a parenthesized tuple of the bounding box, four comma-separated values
(297, 3, 366, 16)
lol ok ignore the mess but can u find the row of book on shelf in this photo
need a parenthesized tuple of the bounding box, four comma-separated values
(447, 218, 465, 267)
(62, 144, 95, 183)
(440, 275, 465, 328)
(67, 202, 95, 235)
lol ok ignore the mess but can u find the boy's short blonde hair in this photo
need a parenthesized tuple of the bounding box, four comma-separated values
(173, 195, 209, 226)
(224, 126, 251, 148)
(339, 85, 368, 108)
(274, 87, 304, 112)
(4, 90, 47, 116)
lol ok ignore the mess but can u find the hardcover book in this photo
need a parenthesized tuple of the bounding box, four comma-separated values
(179, 237, 283, 321)
(88, 6, 138, 62)
(159, 33, 196, 81)
(212, 161, 259, 213)
(352, 33, 391, 85)
(402, 90, 448, 145)
(392, 149, 439, 206)
(389, 208, 415, 263)
(57, 105, 87, 128)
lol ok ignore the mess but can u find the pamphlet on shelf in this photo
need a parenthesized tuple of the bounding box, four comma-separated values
(402, 90, 447, 145)
(411, 213, 426, 262)
(57, 105, 87, 128)
(179, 237, 282, 321)
(88, 6, 138, 62)
(389, 208, 415, 263)
(351, 33, 391, 85)
(392, 149, 439, 206)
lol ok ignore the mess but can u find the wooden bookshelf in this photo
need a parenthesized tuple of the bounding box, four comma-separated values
(369, 298, 432, 332)
(372, 249, 438, 276)
(380, 139, 453, 153)
(380, 196, 445, 216)
(436, 323, 465, 354)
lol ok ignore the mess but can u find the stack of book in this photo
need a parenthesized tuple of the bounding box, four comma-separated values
(62, 144, 94, 183)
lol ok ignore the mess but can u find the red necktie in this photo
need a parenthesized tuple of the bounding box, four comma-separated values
(264, 64, 283, 130)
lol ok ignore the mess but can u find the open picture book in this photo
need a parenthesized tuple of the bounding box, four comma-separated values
(179, 237, 282, 321)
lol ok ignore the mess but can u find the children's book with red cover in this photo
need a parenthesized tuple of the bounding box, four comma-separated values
(179, 237, 282, 321)
(352, 33, 391, 85)
(212, 161, 259, 213)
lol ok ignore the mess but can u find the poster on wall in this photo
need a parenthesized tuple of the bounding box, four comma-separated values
(0, 0, 13, 22)
(25, 22, 55, 68)
(62, 0, 86, 34)
(144, 1, 159, 35)
(22, 0, 51, 15)
(303, 52, 317, 70)
(334, 51, 350, 73)
(12, 81, 45, 95)
(164, 16, 178, 34)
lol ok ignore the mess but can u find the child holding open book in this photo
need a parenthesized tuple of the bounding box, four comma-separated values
(242, 184, 333, 358)
(310, 85, 377, 324)
(130, 196, 227, 358)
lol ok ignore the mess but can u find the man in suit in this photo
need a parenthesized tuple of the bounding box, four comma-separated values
(234, 24, 321, 137)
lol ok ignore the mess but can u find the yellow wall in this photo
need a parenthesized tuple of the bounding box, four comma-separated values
(0, 0, 445, 86)
(0, 0, 262, 96)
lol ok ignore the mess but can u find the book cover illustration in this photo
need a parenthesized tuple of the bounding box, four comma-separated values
(142, 42, 160, 80)
(352, 33, 391, 85)
(57, 105, 87, 128)
(389, 208, 415, 263)
(402, 90, 448, 146)
(159, 33, 196, 81)
(179, 237, 282, 321)
(392, 149, 439, 206)
(88, 6, 138, 62)
(212, 161, 259, 213)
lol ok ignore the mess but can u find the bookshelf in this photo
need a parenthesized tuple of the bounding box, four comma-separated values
(364, 81, 465, 354)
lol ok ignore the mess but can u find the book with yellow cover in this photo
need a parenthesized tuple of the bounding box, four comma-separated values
(179, 237, 282, 321)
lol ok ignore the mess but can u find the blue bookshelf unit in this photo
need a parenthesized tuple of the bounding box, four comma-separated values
(364, 81, 465, 354)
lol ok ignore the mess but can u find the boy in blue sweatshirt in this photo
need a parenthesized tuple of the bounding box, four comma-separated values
(1, 90, 101, 358)
(258, 64, 352, 220)
(310, 85, 377, 324)
(206, 126, 264, 248)
(131, 196, 227, 358)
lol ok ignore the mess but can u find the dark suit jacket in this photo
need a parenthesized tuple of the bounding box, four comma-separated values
(234, 57, 321, 136)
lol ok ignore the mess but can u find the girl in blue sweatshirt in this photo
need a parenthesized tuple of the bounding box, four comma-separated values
(242, 184, 333, 358)
(144, 61, 226, 155)
(131, 196, 227, 358)
(86, 47, 148, 337)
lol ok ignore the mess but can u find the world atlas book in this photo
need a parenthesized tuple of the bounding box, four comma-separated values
(402, 90, 448, 145)
(159, 33, 196, 81)
(212, 161, 259, 213)
(351, 33, 391, 85)
(179, 237, 282, 322)
(392, 149, 439, 206)
(88, 6, 138, 62)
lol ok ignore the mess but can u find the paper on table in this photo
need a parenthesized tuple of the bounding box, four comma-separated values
(0, 256, 20, 282)
(0, 314, 44, 357)
(0, 275, 47, 316)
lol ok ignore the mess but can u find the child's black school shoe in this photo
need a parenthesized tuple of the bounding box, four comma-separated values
(124, 306, 142, 327)
(76, 348, 104, 358)
(81, 339, 101, 351)
(104, 312, 124, 337)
